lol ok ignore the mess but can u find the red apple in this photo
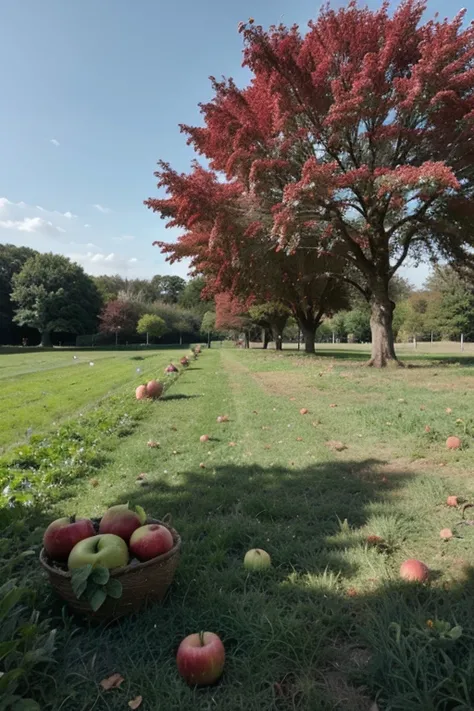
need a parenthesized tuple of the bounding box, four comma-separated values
(447, 495, 459, 507)
(146, 380, 163, 399)
(200, 434, 209, 443)
(300, 408, 309, 415)
(99, 503, 146, 543)
(43, 515, 95, 561)
(129, 523, 174, 561)
(136, 385, 148, 400)
(446, 436, 462, 450)
(400, 558, 429, 583)
(176, 631, 225, 686)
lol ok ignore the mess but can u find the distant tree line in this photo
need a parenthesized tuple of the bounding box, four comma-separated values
(0, 244, 212, 346)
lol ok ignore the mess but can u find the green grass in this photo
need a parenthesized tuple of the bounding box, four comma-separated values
(0, 349, 187, 450)
(5, 346, 474, 710)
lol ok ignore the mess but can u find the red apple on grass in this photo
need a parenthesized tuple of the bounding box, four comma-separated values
(176, 631, 225, 686)
(200, 434, 210, 443)
(446, 436, 462, 450)
(43, 515, 95, 561)
(129, 524, 174, 561)
(135, 385, 148, 400)
(99, 503, 146, 543)
(146, 380, 163, 399)
(243, 548, 272, 570)
(68, 534, 129, 570)
(400, 558, 429, 583)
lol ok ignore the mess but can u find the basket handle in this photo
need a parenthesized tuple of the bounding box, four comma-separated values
(162, 512, 173, 527)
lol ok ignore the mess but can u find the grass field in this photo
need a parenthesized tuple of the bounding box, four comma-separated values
(0, 349, 186, 451)
(4, 345, 474, 710)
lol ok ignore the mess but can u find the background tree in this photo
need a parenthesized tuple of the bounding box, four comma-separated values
(248, 302, 290, 350)
(172, 3, 474, 366)
(11, 253, 101, 347)
(136, 313, 167, 345)
(150, 275, 186, 303)
(178, 277, 213, 316)
(0, 244, 37, 342)
(99, 300, 143, 344)
(92, 274, 127, 303)
(201, 311, 216, 347)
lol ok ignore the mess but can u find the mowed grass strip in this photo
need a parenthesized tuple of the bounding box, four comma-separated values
(0, 349, 185, 450)
(38, 348, 474, 710)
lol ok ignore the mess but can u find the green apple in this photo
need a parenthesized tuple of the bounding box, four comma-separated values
(243, 548, 272, 570)
(68, 534, 129, 570)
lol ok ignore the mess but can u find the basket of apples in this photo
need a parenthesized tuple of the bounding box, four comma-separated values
(39, 504, 181, 621)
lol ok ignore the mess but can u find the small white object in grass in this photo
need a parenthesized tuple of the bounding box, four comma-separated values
(89, 362, 94, 366)
(136, 368, 141, 373)
(164, 470, 168, 474)
(73, 355, 77, 360)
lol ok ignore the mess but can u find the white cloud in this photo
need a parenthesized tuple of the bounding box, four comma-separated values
(50, 138, 60, 147)
(0, 216, 66, 236)
(84, 223, 91, 228)
(68, 251, 139, 275)
(122, 234, 135, 241)
(93, 204, 112, 214)
(0, 197, 76, 238)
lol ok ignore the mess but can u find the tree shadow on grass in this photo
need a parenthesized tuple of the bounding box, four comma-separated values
(45, 460, 474, 711)
(161, 393, 201, 402)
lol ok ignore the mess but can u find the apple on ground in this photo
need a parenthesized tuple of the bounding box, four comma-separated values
(99, 503, 146, 542)
(243, 548, 272, 570)
(43, 515, 95, 561)
(399, 558, 429, 583)
(176, 631, 225, 686)
(129, 524, 174, 561)
(68, 534, 129, 570)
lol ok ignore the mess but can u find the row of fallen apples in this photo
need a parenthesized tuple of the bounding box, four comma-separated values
(135, 350, 199, 401)
(42, 505, 267, 686)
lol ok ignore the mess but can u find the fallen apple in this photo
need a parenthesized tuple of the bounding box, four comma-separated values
(400, 558, 429, 583)
(146, 380, 163, 399)
(43, 515, 95, 561)
(176, 631, 225, 686)
(447, 495, 459, 507)
(200, 434, 209, 443)
(129, 523, 174, 561)
(243, 548, 272, 570)
(135, 385, 148, 401)
(440, 528, 453, 540)
(446, 436, 462, 450)
(99, 503, 146, 543)
(68, 533, 129, 570)
(300, 408, 308, 415)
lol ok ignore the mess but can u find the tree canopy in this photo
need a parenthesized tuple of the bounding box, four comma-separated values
(136, 313, 167, 344)
(11, 253, 101, 346)
(146, 1, 474, 365)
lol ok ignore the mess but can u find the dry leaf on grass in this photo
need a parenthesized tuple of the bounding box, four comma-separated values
(128, 696, 143, 709)
(228, 441, 237, 447)
(296, 437, 303, 442)
(325, 440, 347, 452)
(329, 403, 337, 408)
(147, 440, 160, 448)
(89, 478, 99, 487)
(136, 473, 147, 481)
(100, 673, 124, 690)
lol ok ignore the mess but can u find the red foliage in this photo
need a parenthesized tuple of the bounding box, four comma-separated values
(146, 1, 474, 364)
(99, 300, 140, 335)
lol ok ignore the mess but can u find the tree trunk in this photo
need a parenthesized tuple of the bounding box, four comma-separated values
(301, 324, 316, 354)
(272, 327, 283, 350)
(40, 331, 52, 347)
(368, 287, 401, 367)
(146, 331, 149, 346)
(244, 331, 250, 348)
(262, 328, 270, 349)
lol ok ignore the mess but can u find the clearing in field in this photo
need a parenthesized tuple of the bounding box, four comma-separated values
(3, 346, 474, 711)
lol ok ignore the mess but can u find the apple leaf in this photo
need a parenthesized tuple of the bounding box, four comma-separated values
(71, 565, 93, 600)
(128, 695, 143, 709)
(135, 505, 147, 524)
(91, 566, 110, 586)
(87, 586, 107, 612)
(105, 579, 123, 599)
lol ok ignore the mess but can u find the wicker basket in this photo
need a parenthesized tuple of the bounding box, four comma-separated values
(40, 517, 181, 621)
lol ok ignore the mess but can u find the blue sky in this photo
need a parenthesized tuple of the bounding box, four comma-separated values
(0, 0, 458, 285)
